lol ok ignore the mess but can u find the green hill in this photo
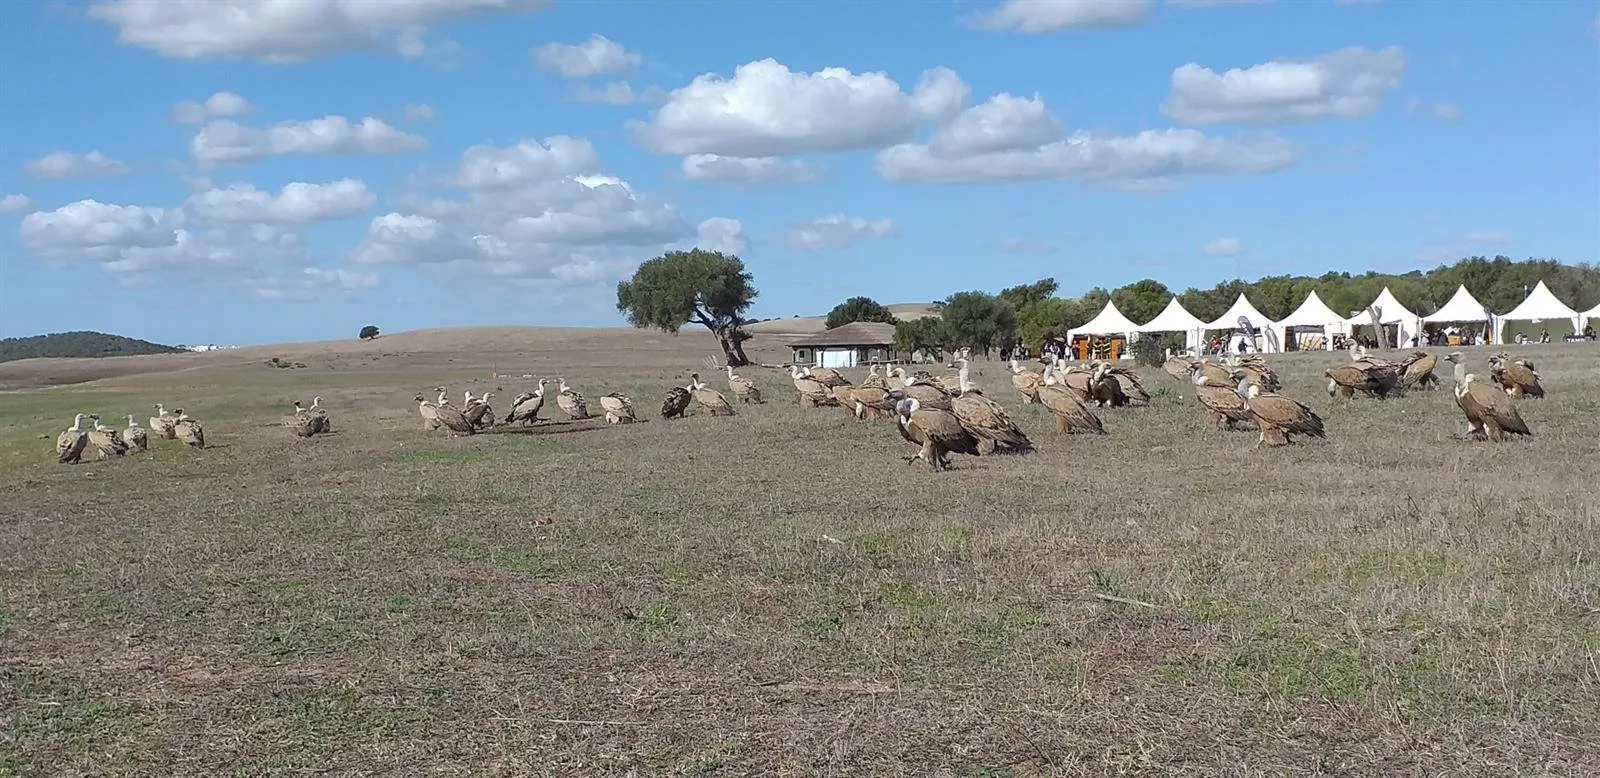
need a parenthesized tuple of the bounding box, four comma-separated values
(0, 331, 186, 363)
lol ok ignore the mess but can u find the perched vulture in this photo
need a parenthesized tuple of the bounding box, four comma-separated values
(123, 415, 149, 452)
(660, 386, 692, 419)
(1229, 356, 1281, 393)
(890, 368, 955, 410)
(1191, 371, 1253, 431)
(1324, 361, 1401, 399)
(689, 373, 736, 416)
(861, 364, 889, 390)
(1446, 352, 1531, 441)
(1398, 351, 1439, 390)
(790, 365, 839, 407)
(1036, 384, 1106, 435)
(950, 387, 1033, 455)
(1163, 349, 1197, 382)
(599, 393, 637, 424)
(87, 415, 130, 458)
(890, 395, 981, 472)
(555, 378, 591, 420)
(57, 413, 89, 465)
(1237, 380, 1325, 447)
(504, 383, 547, 426)
(724, 366, 763, 404)
(1009, 359, 1044, 404)
(1488, 353, 1544, 399)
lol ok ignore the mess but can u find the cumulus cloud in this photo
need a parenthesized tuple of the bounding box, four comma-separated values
(450, 136, 600, 189)
(575, 82, 668, 106)
(695, 217, 749, 255)
(403, 103, 437, 123)
(0, 194, 35, 214)
(190, 115, 425, 165)
(535, 34, 640, 78)
(681, 154, 820, 185)
(781, 214, 898, 251)
(876, 92, 1298, 189)
(1162, 46, 1406, 125)
(87, 0, 548, 62)
(630, 58, 969, 156)
(186, 179, 375, 224)
(975, 0, 1151, 33)
(171, 92, 255, 124)
(25, 151, 131, 180)
(1201, 238, 1246, 256)
(998, 238, 1055, 254)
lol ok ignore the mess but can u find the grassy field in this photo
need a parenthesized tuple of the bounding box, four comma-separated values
(2, 329, 1598, 776)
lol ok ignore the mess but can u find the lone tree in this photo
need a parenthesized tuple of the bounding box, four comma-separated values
(616, 249, 758, 366)
(825, 296, 898, 329)
(359, 325, 380, 340)
(939, 291, 1018, 357)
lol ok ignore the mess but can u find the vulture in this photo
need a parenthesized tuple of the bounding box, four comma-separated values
(936, 349, 974, 394)
(87, 415, 130, 458)
(843, 383, 895, 420)
(1237, 380, 1325, 447)
(724, 365, 763, 404)
(172, 411, 206, 448)
(504, 380, 548, 426)
(1398, 351, 1439, 391)
(1324, 357, 1401, 399)
(284, 401, 327, 437)
(861, 364, 889, 390)
(803, 366, 851, 390)
(308, 396, 332, 432)
(150, 404, 177, 440)
(1229, 355, 1281, 393)
(949, 373, 1032, 454)
(1052, 362, 1096, 404)
(1488, 353, 1544, 399)
(599, 392, 637, 424)
(123, 415, 149, 452)
(1097, 363, 1150, 405)
(890, 395, 982, 472)
(1087, 362, 1130, 408)
(415, 395, 475, 435)
(462, 393, 496, 429)
(1191, 370, 1254, 431)
(1036, 384, 1106, 435)
(1008, 359, 1043, 404)
(890, 367, 955, 410)
(57, 413, 89, 464)
(1446, 352, 1531, 441)
(1193, 359, 1235, 386)
(417, 394, 443, 429)
(1162, 349, 1196, 382)
(689, 373, 736, 416)
(790, 365, 839, 407)
(556, 378, 591, 420)
(660, 386, 692, 419)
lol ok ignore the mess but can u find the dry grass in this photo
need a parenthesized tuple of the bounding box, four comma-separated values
(2, 332, 1598, 776)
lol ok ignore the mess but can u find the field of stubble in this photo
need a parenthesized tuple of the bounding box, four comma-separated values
(1, 333, 1597, 777)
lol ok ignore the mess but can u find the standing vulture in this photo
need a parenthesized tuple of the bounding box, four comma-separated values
(124, 415, 149, 452)
(1445, 352, 1531, 441)
(1398, 351, 1439, 390)
(790, 365, 839, 407)
(1488, 353, 1544, 398)
(1191, 370, 1253, 431)
(57, 413, 89, 464)
(556, 378, 591, 420)
(1036, 384, 1105, 435)
(889, 367, 955, 410)
(660, 386, 692, 419)
(1163, 349, 1196, 382)
(1009, 359, 1044, 404)
(724, 365, 763, 404)
(599, 393, 637, 424)
(688, 373, 736, 416)
(504, 380, 548, 426)
(87, 415, 130, 458)
(890, 395, 982, 472)
(949, 372, 1032, 454)
(1237, 380, 1325, 447)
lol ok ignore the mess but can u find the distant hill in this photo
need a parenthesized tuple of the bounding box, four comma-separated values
(744, 303, 941, 335)
(0, 331, 186, 363)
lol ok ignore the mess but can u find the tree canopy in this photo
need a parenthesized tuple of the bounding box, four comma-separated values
(938, 291, 1018, 356)
(0, 331, 183, 363)
(616, 249, 758, 366)
(359, 325, 380, 340)
(825, 296, 898, 329)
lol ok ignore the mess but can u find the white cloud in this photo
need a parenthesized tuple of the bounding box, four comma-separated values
(186, 179, 375, 224)
(535, 34, 640, 78)
(190, 116, 425, 165)
(88, 0, 548, 62)
(876, 93, 1298, 189)
(403, 103, 437, 123)
(630, 58, 969, 156)
(20, 201, 177, 256)
(25, 151, 131, 180)
(975, 0, 1151, 33)
(450, 136, 599, 189)
(1463, 231, 1512, 245)
(1162, 46, 1406, 125)
(998, 238, 1055, 254)
(695, 217, 749, 255)
(681, 154, 820, 185)
(781, 214, 898, 251)
(575, 82, 668, 106)
(0, 194, 35, 214)
(171, 91, 255, 124)
(1201, 238, 1246, 256)
(254, 267, 381, 300)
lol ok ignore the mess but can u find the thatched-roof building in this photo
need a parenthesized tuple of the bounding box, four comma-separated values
(788, 322, 899, 368)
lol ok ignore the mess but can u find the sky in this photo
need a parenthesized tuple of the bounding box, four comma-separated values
(1, 0, 1597, 346)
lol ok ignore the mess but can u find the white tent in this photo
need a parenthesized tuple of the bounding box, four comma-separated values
(1495, 280, 1581, 342)
(1275, 290, 1347, 351)
(1344, 286, 1423, 348)
(1203, 293, 1281, 353)
(1067, 300, 1140, 339)
(1135, 297, 1206, 353)
(1422, 284, 1492, 323)
(1581, 301, 1600, 334)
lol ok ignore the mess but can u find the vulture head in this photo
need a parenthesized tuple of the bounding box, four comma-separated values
(1443, 351, 1463, 364)
(894, 397, 919, 420)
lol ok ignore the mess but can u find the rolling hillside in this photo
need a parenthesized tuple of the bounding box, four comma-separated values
(0, 331, 184, 363)
(743, 303, 941, 336)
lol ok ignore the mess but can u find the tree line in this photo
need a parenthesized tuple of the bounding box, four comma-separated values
(0, 331, 184, 363)
(614, 251, 1598, 366)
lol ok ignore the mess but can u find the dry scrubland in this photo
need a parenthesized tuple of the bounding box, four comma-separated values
(1, 328, 1598, 776)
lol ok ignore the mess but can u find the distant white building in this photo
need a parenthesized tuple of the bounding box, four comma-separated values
(185, 344, 240, 352)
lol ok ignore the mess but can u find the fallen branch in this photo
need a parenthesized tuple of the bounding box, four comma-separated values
(1092, 593, 1158, 609)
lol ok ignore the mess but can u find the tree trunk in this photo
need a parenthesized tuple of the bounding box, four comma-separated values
(710, 327, 750, 367)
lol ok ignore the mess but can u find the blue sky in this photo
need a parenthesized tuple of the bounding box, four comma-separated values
(1, 0, 1596, 346)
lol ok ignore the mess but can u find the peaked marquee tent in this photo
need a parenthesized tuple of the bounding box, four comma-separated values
(1344, 286, 1422, 347)
(1135, 297, 1206, 353)
(1067, 300, 1140, 339)
(1582, 301, 1600, 333)
(1204, 293, 1280, 353)
(1275, 290, 1347, 350)
(1422, 284, 1492, 324)
(1495, 280, 1582, 341)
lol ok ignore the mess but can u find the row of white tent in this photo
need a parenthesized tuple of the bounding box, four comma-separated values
(1068, 281, 1600, 353)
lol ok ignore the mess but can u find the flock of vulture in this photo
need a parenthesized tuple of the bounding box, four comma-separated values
(51, 347, 1545, 472)
(55, 403, 206, 464)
